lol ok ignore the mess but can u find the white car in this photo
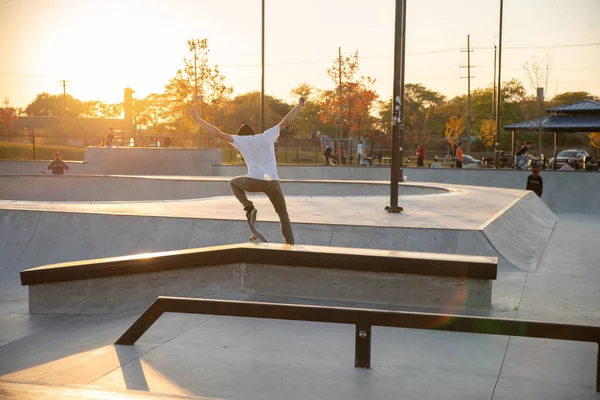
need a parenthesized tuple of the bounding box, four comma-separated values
(462, 154, 484, 168)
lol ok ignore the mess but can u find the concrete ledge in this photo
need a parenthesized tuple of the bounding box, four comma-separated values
(21, 243, 497, 314)
(21, 242, 498, 285)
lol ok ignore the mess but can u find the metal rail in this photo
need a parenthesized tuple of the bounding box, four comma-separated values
(116, 296, 600, 392)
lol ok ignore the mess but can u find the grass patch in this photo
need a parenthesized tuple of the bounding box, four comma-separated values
(0, 143, 84, 161)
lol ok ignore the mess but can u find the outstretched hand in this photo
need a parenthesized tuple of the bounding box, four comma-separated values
(298, 97, 306, 107)
(189, 108, 199, 119)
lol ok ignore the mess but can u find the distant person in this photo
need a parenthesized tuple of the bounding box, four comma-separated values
(317, 132, 337, 166)
(361, 146, 372, 166)
(106, 126, 115, 148)
(340, 145, 346, 165)
(455, 142, 464, 168)
(430, 157, 443, 168)
(47, 152, 69, 175)
(357, 141, 364, 165)
(515, 141, 531, 169)
(416, 143, 425, 167)
(526, 168, 543, 197)
(189, 97, 306, 245)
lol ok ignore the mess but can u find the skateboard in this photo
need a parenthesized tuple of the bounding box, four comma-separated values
(248, 220, 268, 243)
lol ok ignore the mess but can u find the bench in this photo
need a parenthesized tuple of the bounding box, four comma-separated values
(116, 296, 600, 392)
(21, 243, 497, 315)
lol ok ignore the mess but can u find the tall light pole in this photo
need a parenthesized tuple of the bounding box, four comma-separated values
(494, 0, 504, 169)
(492, 37, 497, 120)
(260, 0, 265, 134)
(386, 0, 406, 214)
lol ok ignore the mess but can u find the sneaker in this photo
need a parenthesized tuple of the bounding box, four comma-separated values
(246, 207, 257, 226)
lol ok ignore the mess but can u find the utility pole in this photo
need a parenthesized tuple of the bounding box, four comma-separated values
(386, 0, 406, 214)
(492, 37, 497, 120)
(495, 0, 504, 169)
(193, 49, 202, 149)
(460, 35, 474, 154)
(260, 0, 265, 134)
(338, 47, 343, 139)
(537, 87, 544, 152)
(60, 80, 69, 135)
(194, 53, 198, 105)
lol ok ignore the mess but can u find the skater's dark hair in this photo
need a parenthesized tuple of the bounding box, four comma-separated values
(236, 123, 255, 136)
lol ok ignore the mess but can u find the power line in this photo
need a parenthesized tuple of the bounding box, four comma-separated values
(474, 42, 600, 50)
(219, 48, 460, 68)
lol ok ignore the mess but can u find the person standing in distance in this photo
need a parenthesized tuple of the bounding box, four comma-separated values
(189, 97, 306, 245)
(455, 142, 464, 168)
(416, 143, 425, 167)
(47, 152, 70, 175)
(106, 126, 116, 148)
(526, 168, 543, 197)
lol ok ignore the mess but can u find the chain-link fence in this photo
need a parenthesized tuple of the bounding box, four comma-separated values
(0, 132, 395, 165)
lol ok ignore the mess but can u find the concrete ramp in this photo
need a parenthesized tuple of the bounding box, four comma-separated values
(480, 192, 559, 273)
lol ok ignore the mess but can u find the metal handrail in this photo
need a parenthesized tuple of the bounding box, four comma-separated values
(116, 296, 600, 392)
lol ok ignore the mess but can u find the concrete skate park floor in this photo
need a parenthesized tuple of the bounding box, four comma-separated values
(0, 178, 599, 399)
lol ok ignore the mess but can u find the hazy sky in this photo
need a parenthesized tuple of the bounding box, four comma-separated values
(1, 0, 599, 108)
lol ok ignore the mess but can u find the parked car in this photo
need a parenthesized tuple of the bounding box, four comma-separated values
(462, 154, 484, 168)
(548, 149, 590, 170)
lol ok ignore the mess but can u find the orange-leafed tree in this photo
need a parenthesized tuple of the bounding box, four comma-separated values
(588, 132, 600, 158)
(319, 50, 378, 139)
(444, 115, 465, 147)
(478, 119, 496, 154)
(0, 98, 18, 135)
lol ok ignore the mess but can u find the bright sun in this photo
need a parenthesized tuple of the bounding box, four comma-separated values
(32, 1, 191, 104)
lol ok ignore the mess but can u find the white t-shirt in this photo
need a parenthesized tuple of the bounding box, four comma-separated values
(231, 125, 280, 181)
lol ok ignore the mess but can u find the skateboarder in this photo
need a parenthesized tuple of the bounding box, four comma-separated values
(515, 141, 531, 170)
(189, 97, 305, 245)
(317, 132, 337, 165)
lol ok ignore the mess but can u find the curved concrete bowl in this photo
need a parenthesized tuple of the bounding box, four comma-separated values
(0, 175, 451, 202)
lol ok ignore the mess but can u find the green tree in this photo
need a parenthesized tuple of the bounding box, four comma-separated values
(132, 93, 169, 131)
(289, 84, 322, 138)
(551, 91, 599, 106)
(25, 93, 88, 117)
(220, 92, 289, 135)
(404, 83, 445, 146)
(376, 99, 392, 137)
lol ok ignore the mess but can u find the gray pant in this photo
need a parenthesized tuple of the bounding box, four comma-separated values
(229, 176, 295, 244)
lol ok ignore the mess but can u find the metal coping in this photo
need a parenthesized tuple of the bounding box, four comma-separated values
(20, 243, 498, 286)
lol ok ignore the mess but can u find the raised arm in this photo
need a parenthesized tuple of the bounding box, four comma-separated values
(278, 98, 305, 130)
(189, 109, 233, 143)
